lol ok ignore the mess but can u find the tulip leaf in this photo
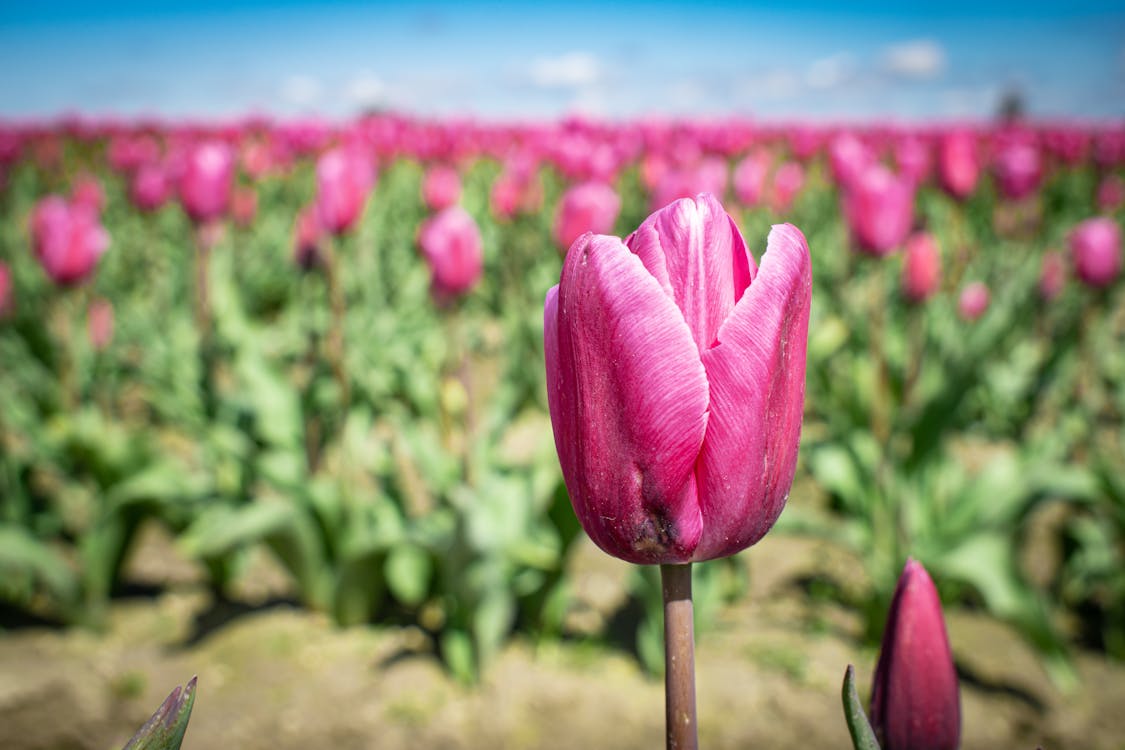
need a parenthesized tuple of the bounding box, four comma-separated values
(841, 665, 881, 750)
(122, 676, 197, 750)
(386, 543, 432, 607)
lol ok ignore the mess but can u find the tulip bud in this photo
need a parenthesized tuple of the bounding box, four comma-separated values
(71, 174, 105, 215)
(1039, 251, 1067, 301)
(87, 297, 114, 351)
(870, 559, 961, 750)
(843, 164, 915, 256)
(418, 206, 483, 300)
(901, 232, 941, 303)
(30, 196, 110, 287)
(732, 150, 770, 207)
(553, 181, 621, 252)
(769, 161, 805, 215)
(544, 194, 811, 564)
(131, 162, 171, 213)
(293, 205, 323, 272)
(828, 133, 873, 190)
(316, 146, 375, 235)
(957, 281, 989, 321)
(179, 141, 234, 224)
(1096, 174, 1124, 213)
(1069, 217, 1121, 289)
(422, 164, 462, 211)
(937, 130, 979, 200)
(0, 261, 13, 318)
(993, 141, 1042, 201)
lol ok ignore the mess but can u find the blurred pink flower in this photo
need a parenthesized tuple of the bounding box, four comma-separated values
(231, 186, 258, 229)
(87, 298, 114, 351)
(1096, 174, 1124, 213)
(957, 282, 990, 321)
(732, 150, 771, 207)
(179, 141, 234, 224)
(71, 174, 105, 215)
(937, 130, 980, 200)
(422, 164, 462, 211)
(901, 232, 942, 303)
(553, 181, 621, 252)
(993, 140, 1042, 201)
(769, 161, 805, 215)
(1069, 217, 1121, 289)
(293, 205, 323, 272)
(828, 132, 873, 190)
(130, 162, 171, 212)
(1039, 251, 1067, 301)
(29, 196, 110, 287)
(316, 146, 376, 235)
(418, 206, 484, 299)
(843, 164, 915, 255)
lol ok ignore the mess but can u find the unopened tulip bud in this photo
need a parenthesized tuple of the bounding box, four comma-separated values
(1069, 217, 1121, 289)
(553, 181, 621, 252)
(316, 146, 375, 235)
(30, 196, 110, 287)
(957, 282, 989, 321)
(418, 206, 483, 300)
(179, 141, 234, 224)
(422, 164, 462, 211)
(937, 130, 979, 200)
(844, 164, 915, 256)
(545, 194, 811, 564)
(901, 232, 941, 303)
(870, 559, 961, 750)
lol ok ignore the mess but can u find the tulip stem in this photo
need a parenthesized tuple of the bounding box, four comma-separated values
(322, 235, 351, 408)
(661, 563, 698, 750)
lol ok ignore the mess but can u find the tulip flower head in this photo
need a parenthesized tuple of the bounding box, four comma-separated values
(870, 559, 961, 750)
(179, 141, 234, 224)
(544, 194, 811, 564)
(993, 140, 1042, 201)
(0, 261, 13, 318)
(937, 130, 979, 200)
(71, 174, 105, 215)
(422, 164, 462, 211)
(30, 196, 110, 287)
(316, 146, 375, 235)
(553, 181, 622, 252)
(131, 162, 171, 212)
(901, 232, 942, 303)
(769, 161, 805, 216)
(418, 205, 484, 300)
(957, 281, 989, 321)
(843, 164, 915, 256)
(1039, 251, 1067, 301)
(1069, 217, 1122, 289)
(733, 150, 771, 207)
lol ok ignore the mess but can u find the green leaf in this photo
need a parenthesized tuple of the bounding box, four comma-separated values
(0, 525, 79, 606)
(385, 544, 432, 608)
(841, 665, 881, 750)
(122, 676, 197, 750)
(441, 629, 477, 685)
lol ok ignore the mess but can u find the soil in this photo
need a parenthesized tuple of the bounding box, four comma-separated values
(1, 523, 1123, 750)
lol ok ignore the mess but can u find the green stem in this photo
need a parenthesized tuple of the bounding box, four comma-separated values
(661, 563, 698, 750)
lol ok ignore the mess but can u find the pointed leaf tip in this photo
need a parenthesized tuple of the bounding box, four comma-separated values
(122, 677, 197, 750)
(842, 665, 881, 750)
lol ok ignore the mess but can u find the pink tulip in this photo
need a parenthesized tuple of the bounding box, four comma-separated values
(1039, 251, 1067, 301)
(231, 186, 258, 229)
(316, 146, 376, 235)
(843, 164, 915, 255)
(71, 174, 105, 215)
(179, 141, 234, 224)
(870, 559, 961, 750)
(993, 140, 1042, 201)
(553, 181, 622, 252)
(130, 162, 171, 212)
(1069, 217, 1121, 289)
(732, 150, 770, 207)
(957, 282, 989, 321)
(0, 261, 12, 318)
(828, 132, 873, 189)
(769, 162, 805, 215)
(937, 130, 979, 200)
(895, 136, 932, 186)
(1096, 174, 1124, 213)
(544, 194, 811, 564)
(418, 206, 484, 299)
(901, 232, 941, 303)
(29, 196, 110, 287)
(87, 298, 114, 351)
(293, 205, 323, 271)
(421, 164, 462, 211)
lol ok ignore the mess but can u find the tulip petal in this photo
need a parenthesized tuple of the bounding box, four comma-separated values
(694, 223, 811, 561)
(626, 194, 755, 355)
(546, 234, 709, 564)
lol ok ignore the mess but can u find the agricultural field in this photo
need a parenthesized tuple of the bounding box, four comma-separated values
(0, 115, 1123, 749)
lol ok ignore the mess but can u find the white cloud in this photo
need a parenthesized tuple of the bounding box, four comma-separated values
(881, 40, 947, 80)
(739, 68, 803, 100)
(281, 74, 322, 107)
(528, 52, 604, 89)
(805, 53, 856, 90)
(345, 71, 388, 109)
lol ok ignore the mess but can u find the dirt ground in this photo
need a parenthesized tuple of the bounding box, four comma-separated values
(1, 523, 1123, 750)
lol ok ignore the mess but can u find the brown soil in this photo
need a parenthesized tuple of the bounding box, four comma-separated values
(1, 525, 1123, 750)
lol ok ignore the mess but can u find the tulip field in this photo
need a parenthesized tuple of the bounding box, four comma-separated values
(1, 115, 1124, 749)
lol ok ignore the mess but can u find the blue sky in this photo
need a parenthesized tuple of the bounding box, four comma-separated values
(1, 1, 1123, 121)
